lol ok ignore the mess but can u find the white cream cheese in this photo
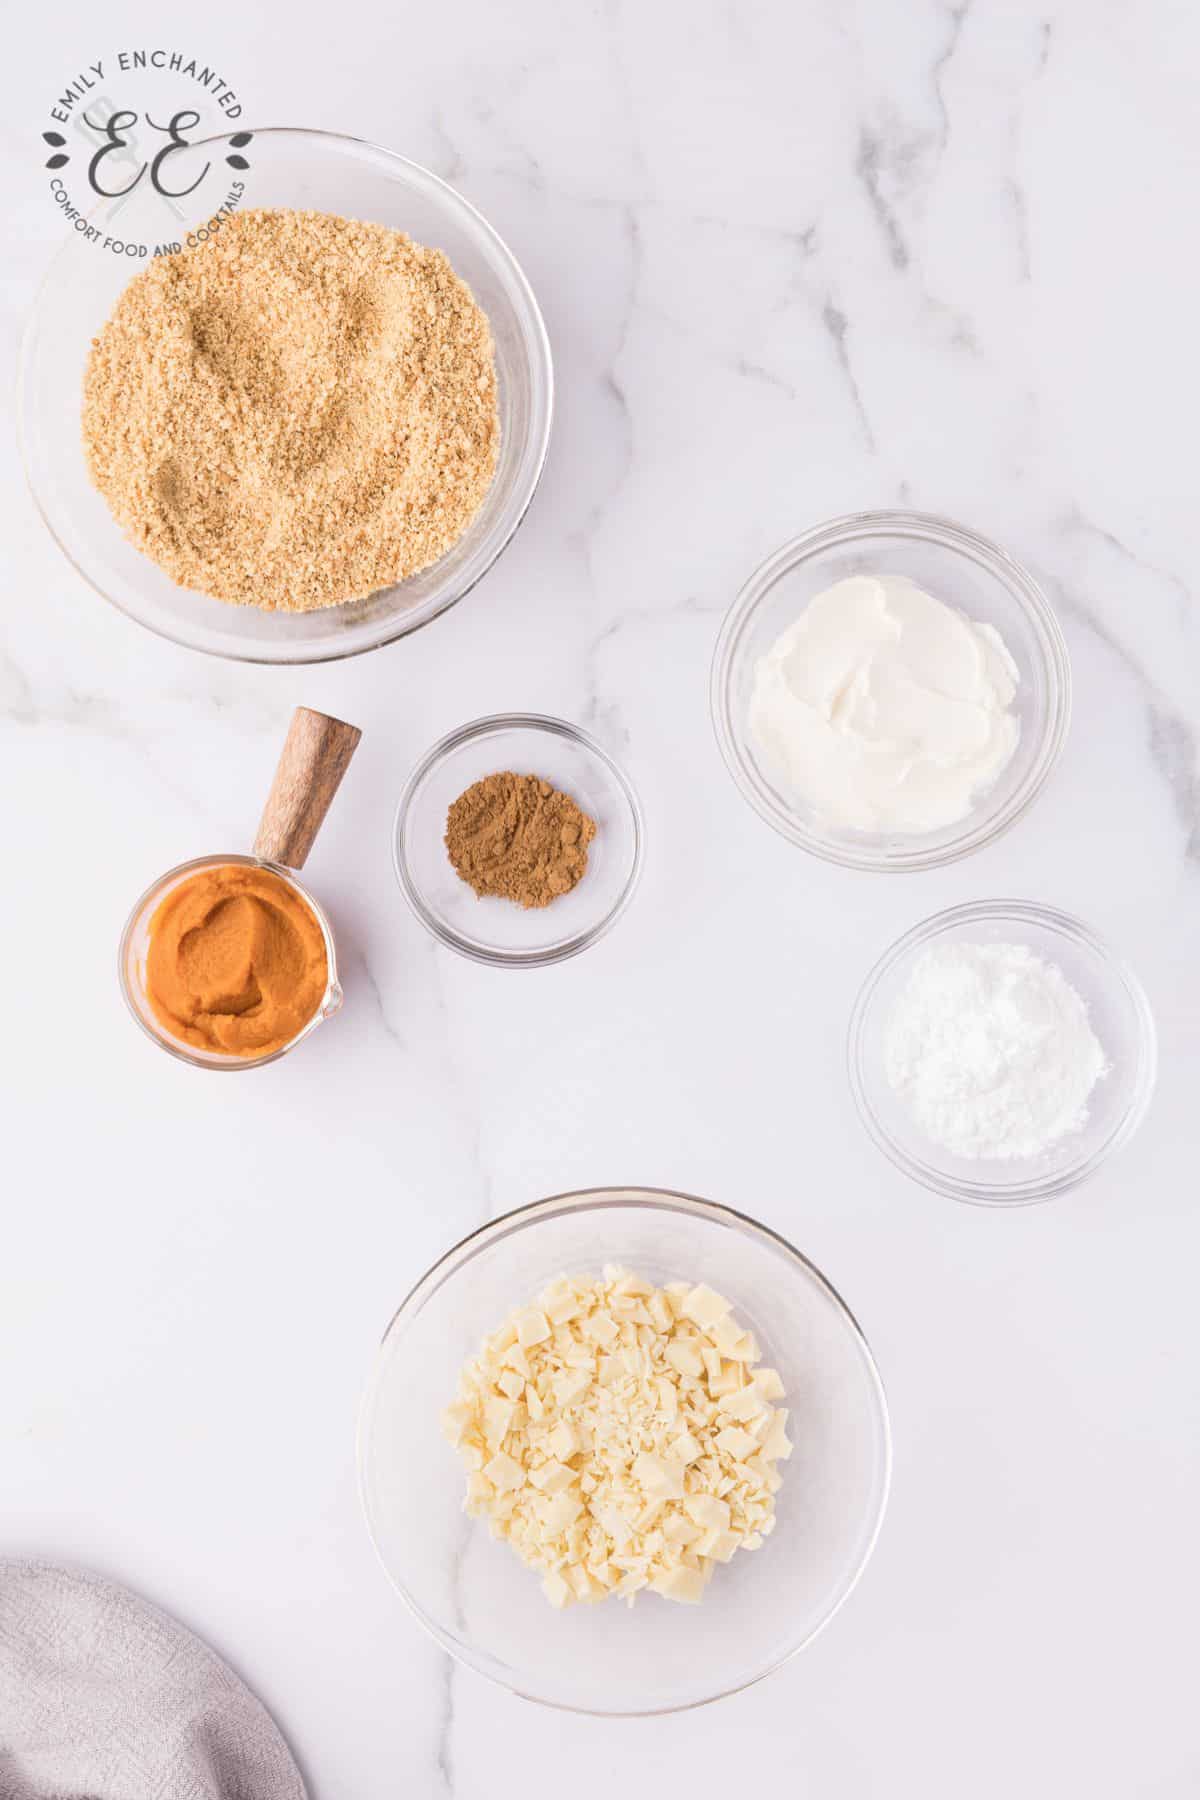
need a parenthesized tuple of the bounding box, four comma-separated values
(749, 574, 1020, 834)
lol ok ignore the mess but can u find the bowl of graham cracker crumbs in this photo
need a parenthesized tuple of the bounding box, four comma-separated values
(394, 714, 644, 967)
(19, 128, 553, 664)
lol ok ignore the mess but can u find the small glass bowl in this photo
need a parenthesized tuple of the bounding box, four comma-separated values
(358, 1186, 891, 1715)
(393, 714, 644, 968)
(848, 900, 1157, 1205)
(19, 128, 553, 665)
(119, 853, 343, 1071)
(711, 511, 1071, 871)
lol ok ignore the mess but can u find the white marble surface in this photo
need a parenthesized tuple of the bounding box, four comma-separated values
(4, 2, 1199, 1793)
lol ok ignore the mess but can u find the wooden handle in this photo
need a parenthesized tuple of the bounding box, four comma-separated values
(253, 707, 362, 869)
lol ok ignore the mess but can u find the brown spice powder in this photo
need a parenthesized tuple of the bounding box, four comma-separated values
(82, 208, 500, 612)
(446, 773, 597, 909)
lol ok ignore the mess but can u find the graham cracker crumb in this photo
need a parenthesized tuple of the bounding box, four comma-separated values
(82, 208, 500, 612)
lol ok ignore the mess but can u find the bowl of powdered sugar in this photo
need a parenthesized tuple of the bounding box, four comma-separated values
(848, 900, 1157, 1204)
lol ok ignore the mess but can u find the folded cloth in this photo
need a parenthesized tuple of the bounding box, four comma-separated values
(0, 1561, 306, 1800)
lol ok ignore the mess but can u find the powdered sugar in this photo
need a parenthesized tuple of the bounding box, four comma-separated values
(884, 941, 1109, 1160)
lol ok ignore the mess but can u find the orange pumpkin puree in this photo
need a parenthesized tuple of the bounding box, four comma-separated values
(145, 863, 327, 1057)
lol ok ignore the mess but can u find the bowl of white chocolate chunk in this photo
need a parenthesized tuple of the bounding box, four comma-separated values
(711, 511, 1071, 872)
(358, 1188, 891, 1714)
(442, 1268, 792, 1611)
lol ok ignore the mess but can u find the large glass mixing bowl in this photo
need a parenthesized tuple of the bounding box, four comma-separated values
(19, 128, 553, 663)
(359, 1187, 891, 1714)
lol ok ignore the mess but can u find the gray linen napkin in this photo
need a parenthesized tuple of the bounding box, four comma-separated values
(0, 1561, 307, 1800)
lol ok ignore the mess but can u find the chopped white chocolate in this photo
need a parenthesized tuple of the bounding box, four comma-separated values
(440, 1401, 472, 1446)
(633, 1454, 685, 1500)
(530, 1459, 575, 1494)
(665, 1340, 704, 1379)
(546, 1420, 576, 1461)
(516, 1309, 552, 1348)
(442, 1266, 790, 1609)
(714, 1425, 760, 1460)
(542, 1569, 571, 1609)
(710, 1317, 760, 1363)
(718, 1385, 767, 1425)
(582, 1309, 620, 1346)
(650, 1563, 707, 1604)
(708, 1361, 742, 1397)
(697, 1528, 741, 1563)
(496, 1368, 524, 1402)
(684, 1492, 730, 1531)
(483, 1450, 523, 1493)
(680, 1284, 732, 1330)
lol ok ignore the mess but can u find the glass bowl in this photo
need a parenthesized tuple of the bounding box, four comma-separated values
(711, 511, 1071, 871)
(848, 900, 1157, 1205)
(358, 1187, 891, 1715)
(393, 714, 644, 967)
(18, 127, 553, 665)
(119, 853, 343, 1070)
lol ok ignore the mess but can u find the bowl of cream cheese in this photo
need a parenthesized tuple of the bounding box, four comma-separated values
(710, 511, 1070, 871)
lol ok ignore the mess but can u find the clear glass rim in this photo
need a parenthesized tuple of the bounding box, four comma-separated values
(847, 898, 1158, 1205)
(117, 852, 342, 1071)
(18, 125, 555, 668)
(357, 1184, 893, 1716)
(392, 713, 645, 968)
(710, 509, 1072, 872)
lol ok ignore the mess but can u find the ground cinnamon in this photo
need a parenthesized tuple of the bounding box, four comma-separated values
(445, 773, 597, 908)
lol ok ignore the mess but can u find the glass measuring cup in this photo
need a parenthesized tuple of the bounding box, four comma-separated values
(119, 708, 361, 1070)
